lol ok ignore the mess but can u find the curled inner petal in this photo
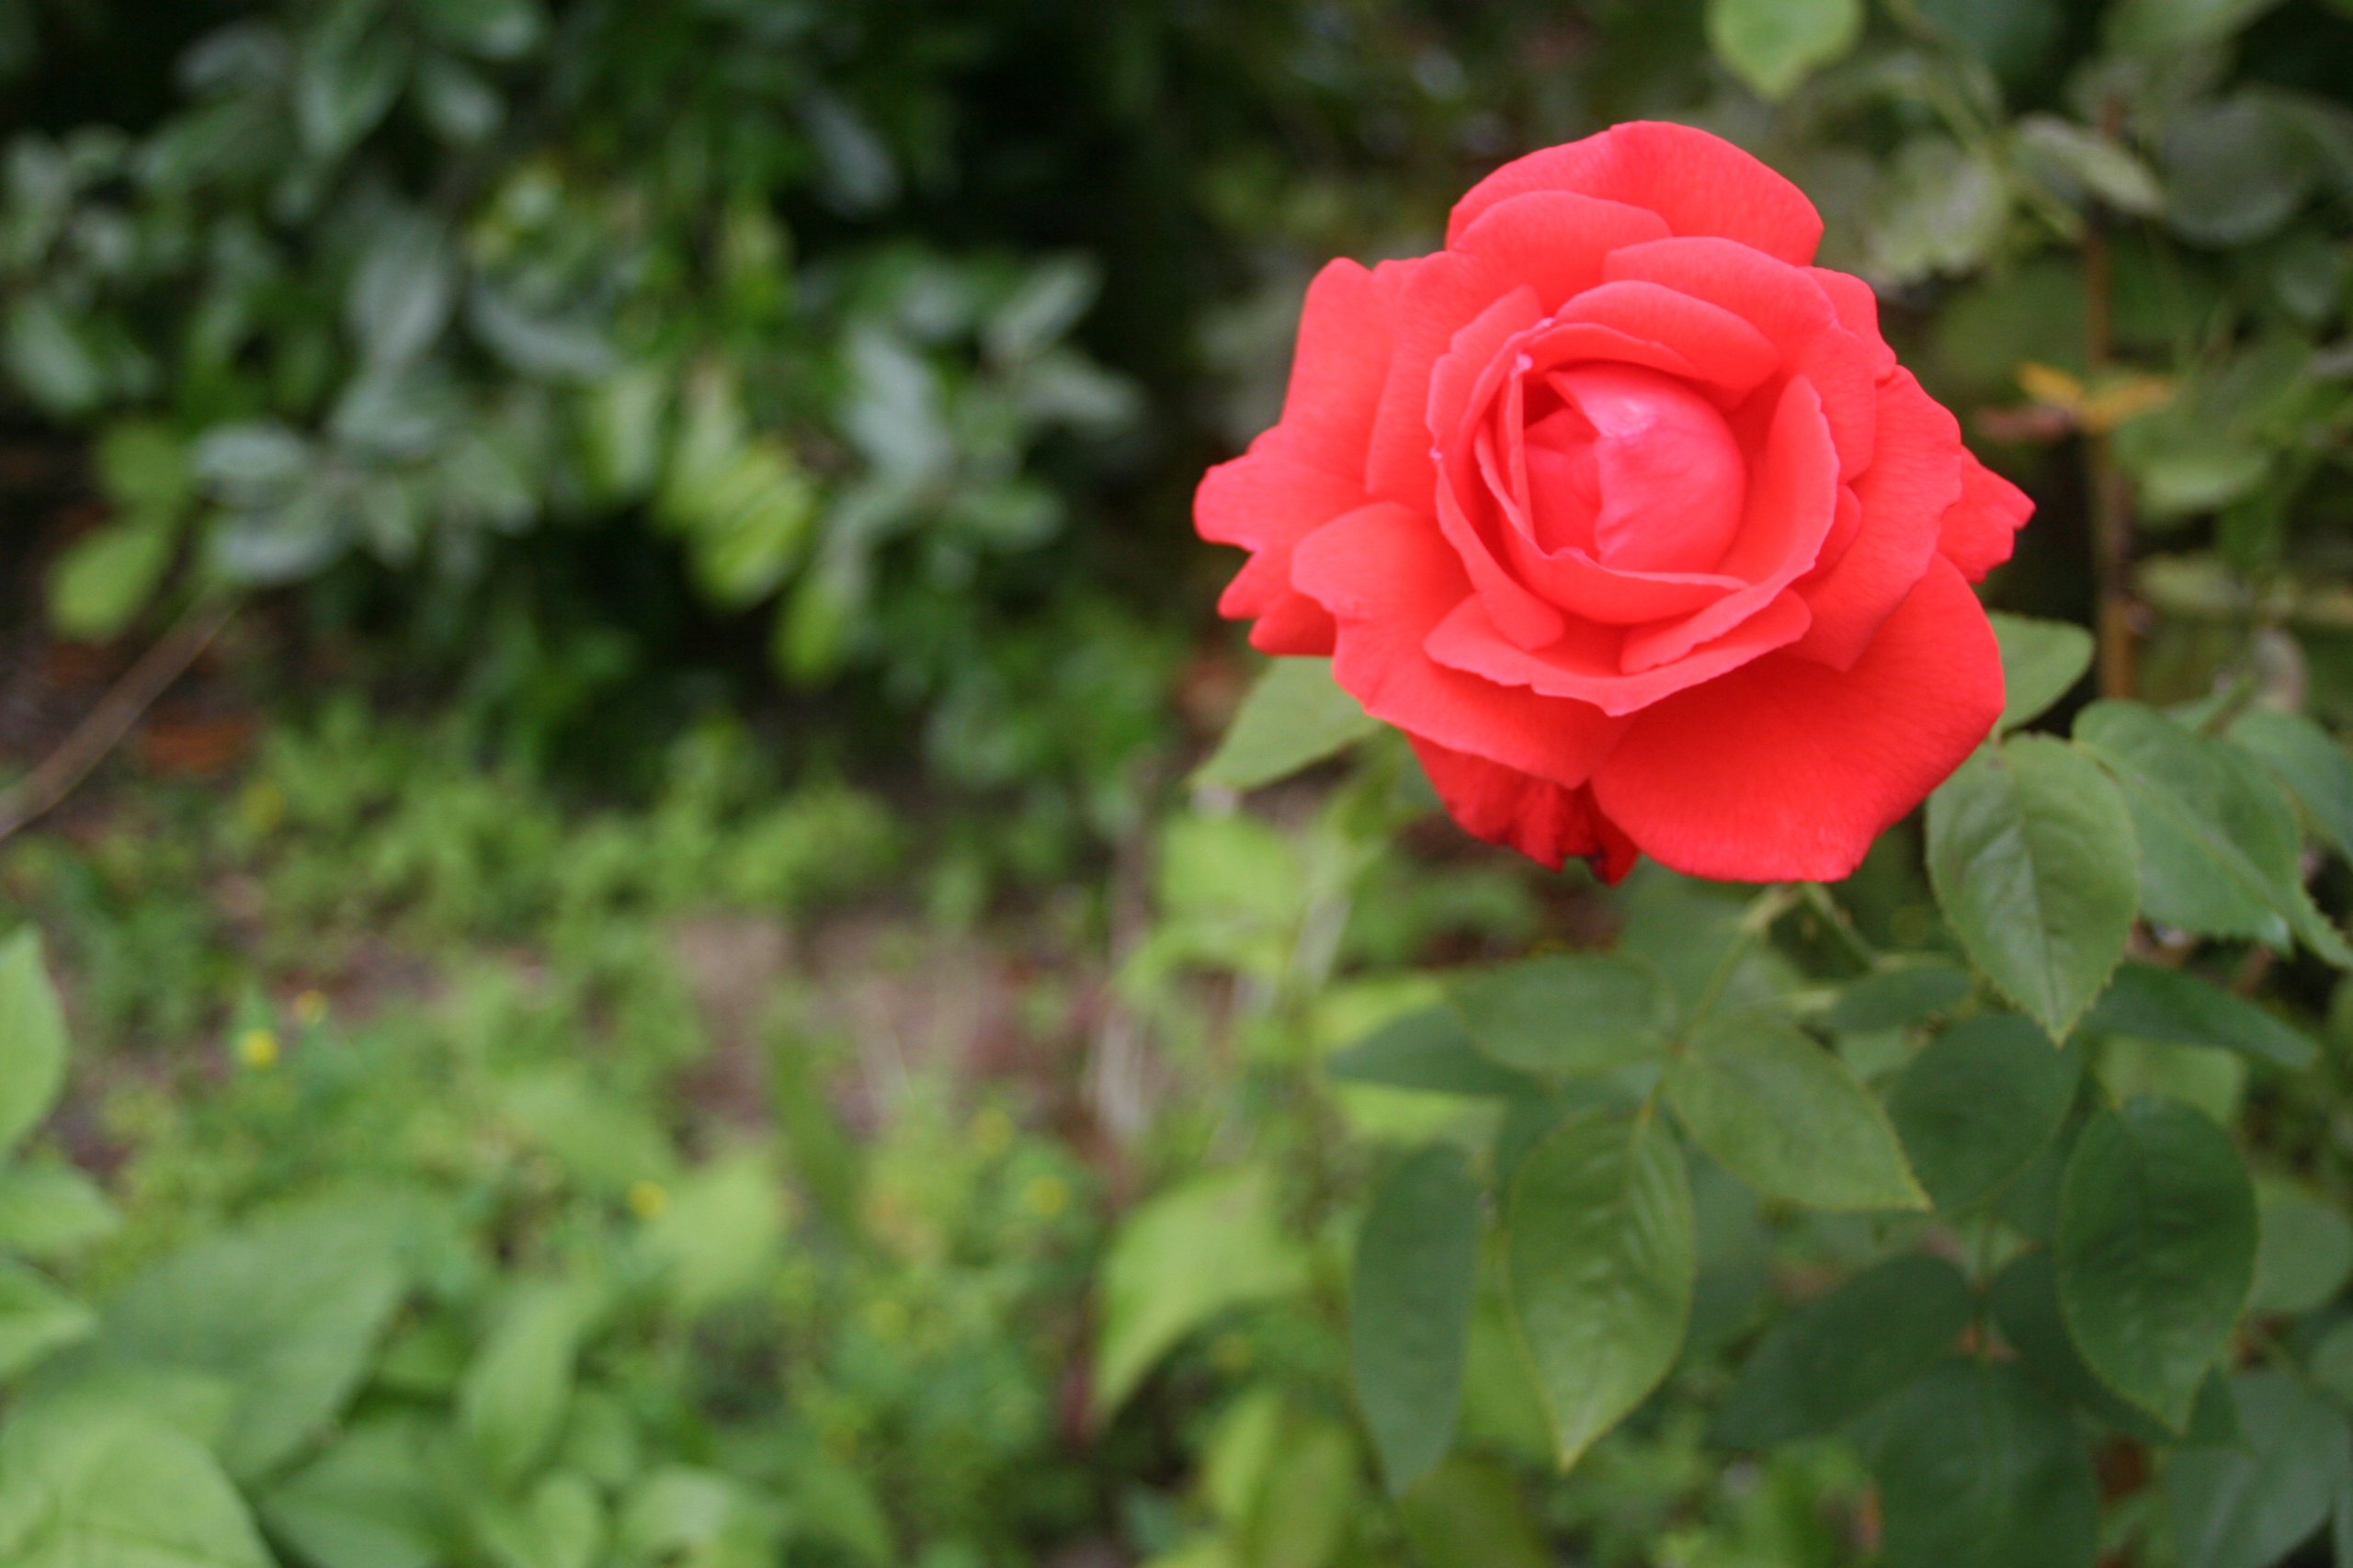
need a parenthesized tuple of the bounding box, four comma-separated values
(1520, 364, 1745, 574)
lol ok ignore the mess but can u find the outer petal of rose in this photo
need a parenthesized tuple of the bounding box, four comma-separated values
(1366, 193, 1668, 508)
(1196, 434, 1368, 654)
(1787, 369, 1963, 669)
(1291, 501, 1629, 787)
(1410, 736, 1638, 881)
(1939, 452, 2035, 583)
(1602, 238, 1878, 480)
(1592, 555, 2002, 883)
(1809, 267, 1898, 379)
(1276, 258, 1401, 476)
(1427, 589, 1811, 715)
(1619, 375, 1841, 673)
(1543, 280, 1780, 400)
(1449, 121, 1824, 266)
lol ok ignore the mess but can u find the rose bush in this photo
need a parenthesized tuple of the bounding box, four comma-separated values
(1198, 121, 2033, 882)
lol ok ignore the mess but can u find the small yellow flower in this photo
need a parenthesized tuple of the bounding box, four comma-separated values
(625, 1179, 671, 1221)
(1021, 1173, 1072, 1221)
(293, 990, 330, 1028)
(235, 1028, 279, 1070)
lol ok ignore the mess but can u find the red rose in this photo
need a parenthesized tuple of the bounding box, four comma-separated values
(1198, 121, 2030, 883)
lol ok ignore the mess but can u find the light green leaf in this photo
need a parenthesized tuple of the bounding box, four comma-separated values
(1665, 1011, 1927, 1211)
(0, 1411, 272, 1568)
(0, 931, 67, 1158)
(47, 512, 179, 642)
(0, 1262, 93, 1382)
(296, 15, 409, 161)
(457, 1278, 598, 1489)
(1866, 1360, 2098, 1568)
(2250, 1180, 2353, 1316)
(1092, 1168, 1310, 1420)
(1988, 613, 2096, 733)
(260, 1418, 442, 1568)
(2, 296, 104, 416)
(347, 214, 456, 368)
(2230, 709, 2353, 864)
(2084, 962, 2318, 1072)
(0, 1162, 119, 1260)
(1927, 737, 2139, 1040)
(2169, 1372, 2351, 1568)
(2075, 700, 2306, 949)
(1715, 1256, 1972, 1447)
(1450, 955, 1670, 1081)
(1325, 1007, 1540, 1098)
(1505, 1110, 1693, 1471)
(1395, 1456, 1552, 1568)
(1351, 1146, 1481, 1493)
(99, 1195, 412, 1479)
(1890, 1013, 2082, 1212)
(2011, 117, 2165, 215)
(1706, 0, 1861, 98)
(2056, 1098, 2257, 1431)
(637, 1151, 787, 1316)
(1192, 659, 1380, 793)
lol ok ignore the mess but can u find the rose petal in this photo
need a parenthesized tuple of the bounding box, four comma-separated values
(1939, 452, 2035, 583)
(1276, 258, 1401, 475)
(1427, 589, 1812, 715)
(1542, 279, 1781, 398)
(1788, 369, 1963, 668)
(1592, 555, 2003, 882)
(1291, 500, 1628, 786)
(1411, 736, 1638, 881)
(1449, 120, 1824, 265)
(1449, 189, 1672, 312)
(1809, 267, 1898, 379)
(1196, 434, 1370, 654)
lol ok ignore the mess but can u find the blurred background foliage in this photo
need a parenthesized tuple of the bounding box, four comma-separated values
(2, 0, 2352, 1565)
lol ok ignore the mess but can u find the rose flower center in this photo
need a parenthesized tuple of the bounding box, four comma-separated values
(1518, 363, 1745, 575)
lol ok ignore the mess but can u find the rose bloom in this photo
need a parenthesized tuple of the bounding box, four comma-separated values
(1198, 121, 2031, 883)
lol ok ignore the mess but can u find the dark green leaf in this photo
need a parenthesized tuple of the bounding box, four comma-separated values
(415, 0, 545, 60)
(1506, 1110, 1694, 1471)
(2250, 1181, 2353, 1315)
(1988, 613, 2096, 733)
(2084, 963, 2318, 1072)
(1326, 1007, 1539, 1098)
(2160, 95, 2317, 247)
(1351, 1147, 1481, 1493)
(1664, 1011, 1926, 1211)
(1824, 959, 1973, 1033)
(295, 17, 409, 162)
(1191, 659, 1380, 793)
(1890, 1013, 2082, 1211)
(2056, 1098, 2257, 1430)
(1715, 1256, 1972, 1447)
(1867, 1359, 2098, 1568)
(1451, 956, 1670, 1080)
(347, 215, 455, 368)
(2075, 700, 2302, 949)
(2169, 1372, 2351, 1568)
(2, 297, 104, 416)
(1927, 738, 2138, 1040)
(0, 931, 68, 1159)
(2231, 709, 2353, 864)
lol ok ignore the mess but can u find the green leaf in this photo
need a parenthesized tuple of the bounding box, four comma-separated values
(259, 1418, 442, 1568)
(0, 1411, 272, 1568)
(1994, 1250, 2234, 1442)
(2076, 700, 2305, 949)
(1351, 1147, 1481, 1494)
(2230, 709, 2353, 864)
(1505, 1110, 1694, 1471)
(1450, 956, 1670, 1080)
(1824, 958, 1973, 1033)
(1326, 1007, 1539, 1098)
(457, 1278, 597, 1489)
(1889, 1013, 2082, 1212)
(2249, 1180, 2353, 1316)
(2109, 0, 2290, 52)
(0, 1162, 119, 1260)
(295, 13, 410, 162)
(1714, 1256, 1973, 1447)
(414, 0, 545, 59)
(637, 1151, 787, 1316)
(1192, 659, 1380, 793)
(2169, 1372, 2352, 1568)
(47, 512, 179, 642)
(347, 214, 456, 368)
(2159, 96, 2319, 250)
(1927, 737, 2139, 1040)
(2084, 962, 2319, 1072)
(1705, 0, 1861, 99)
(1664, 1011, 1926, 1211)
(99, 1196, 412, 1480)
(0, 1262, 93, 1383)
(1092, 1168, 1310, 1420)
(2056, 1098, 2257, 1431)
(1988, 613, 2096, 733)
(1866, 1360, 2099, 1568)
(2, 296, 104, 416)
(0, 932, 68, 1159)
(2011, 117, 2165, 216)
(1396, 1456, 1552, 1568)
